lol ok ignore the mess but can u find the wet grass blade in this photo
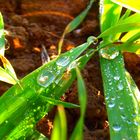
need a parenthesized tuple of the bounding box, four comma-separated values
(0, 39, 95, 139)
(100, 52, 140, 140)
(58, 0, 94, 54)
(70, 67, 87, 140)
(51, 106, 67, 140)
(99, 0, 140, 139)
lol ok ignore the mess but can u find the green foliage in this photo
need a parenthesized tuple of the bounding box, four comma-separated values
(51, 106, 67, 140)
(0, 12, 5, 56)
(99, 0, 140, 139)
(1, 0, 140, 139)
(70, 67, 87, 140)
(0, 33, 96, 139)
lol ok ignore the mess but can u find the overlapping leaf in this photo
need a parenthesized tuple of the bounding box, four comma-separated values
(0, 37, 95, 139)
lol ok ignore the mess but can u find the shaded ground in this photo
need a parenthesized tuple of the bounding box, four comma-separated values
(0, 0, 140, 140)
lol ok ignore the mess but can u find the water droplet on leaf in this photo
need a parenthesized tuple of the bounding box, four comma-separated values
(37, 71, 55, 87)
(100, 47, 119, 60)
(87, 36, 98, 45)
(56, 56, 70, 67)
(108, 102, 115, 108)
(119, 103, 124, 110)
(114, 76, 120, 81)
(118, 83, 124, 90)
(112, 124, 122, 132)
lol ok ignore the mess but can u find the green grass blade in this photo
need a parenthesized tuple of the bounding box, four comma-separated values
(120, 43, 140, 54)
(0, 12, 5, 56)
(100, 51, 140, 140)
(119, 13, 140, 24)
(58, 0, 94, 54)
(98, 22, 140, 39)
(70, 67, 87, 140)
(76, 67, 87, 116)
(121, 30, 140, 42)
(51, 106, 67, 140)
(99, 0, 122, 33)
(0, 55, 18, 83)
(0, 40, 95, 139)
(123, 31, 140, 43)
(40, 96, 79, 108)
(111, 0, 140, 13)
(0, 67, 17, 84)
(119, 31, 140, 54)
(119, 9, 131, 21)
(0, 13, 18, 84)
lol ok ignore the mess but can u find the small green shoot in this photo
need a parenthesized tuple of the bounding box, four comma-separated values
(70, 67, 87, 140)
(58, 0, 94, 54)
(51, 106, 67, 140)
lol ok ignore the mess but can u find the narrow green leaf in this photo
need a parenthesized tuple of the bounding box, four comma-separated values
(0, 55, 18, 82)
(100, 51, 140, 139)
(121, 30, 140, 42)
(98, 22, 140, 39)
(70, 117, 84, 140)
(51, 106, 67, 140)
(118, 13, 140, 25)
(119, 9, 131, 21)
(0, 67, 17, 84)
(120, 43, 140, 54)
(0, 39, 94, 139)
(99, 0, 122, 41)
(70, 67, 87, 140)
(0, 12, 5, 56)
(76, 67, 87, 116)
(58, 0, 94, 54)
(111, 0, 140, 13)
(40, 96, 79, 108)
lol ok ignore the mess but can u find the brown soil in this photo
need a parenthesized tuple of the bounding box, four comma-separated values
(0, 0, 140, 140)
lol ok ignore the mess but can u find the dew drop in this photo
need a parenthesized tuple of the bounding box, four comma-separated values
(127, 119, 132, 125)
(105, 96, 109, 100)
(70, 49, 73, 53)
(118, 83, 124, 90)
(134, 121, 139, 126)
(5, 120, 8, 124)
(37, 71, 55, 87)
(112, 124, 122, 132)
(99, 0, 104, 15)
(108, 102, 115, 108)
(114, 76, 120, 81)
(56, 56, 70, 67)
(121, 114, 126, 120)
(100, 47, 119, 60)
(87, 36, 98, 45)
(132, 113, 137, 118)
(119, 103, 124, 110)
(111, 97, 115, 101)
